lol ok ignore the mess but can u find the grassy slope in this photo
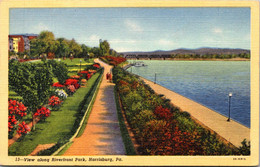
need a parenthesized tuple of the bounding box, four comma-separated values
(8, 72, 100, 156)
(63, 58, 94, 76)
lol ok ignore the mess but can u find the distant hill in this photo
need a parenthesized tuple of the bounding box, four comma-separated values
(120, 47, 250, 56)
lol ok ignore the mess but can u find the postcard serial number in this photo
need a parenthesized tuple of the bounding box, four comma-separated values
(233, 157, 246, 160)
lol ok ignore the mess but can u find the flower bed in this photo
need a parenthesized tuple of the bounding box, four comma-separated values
(8, 67, 104, 156)
(8, 100, 29, 138)
(8, 59, 99, 144)
(113, 67, 249, 155)
(100, 56, 126, 66)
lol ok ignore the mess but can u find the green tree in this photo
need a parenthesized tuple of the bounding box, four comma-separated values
(30, 31, 59, 57)
(68, 39, 82, 57)
(89, 52, 95, 58)
(47, 60, 68, 84)
(9, 61, 53, 130)
(56, 38, 70, 58)
(109, 49, 117, 57)
(90, 47, 101, 57)
(80, 44, 91, 58)
(99, 40, 110, 56)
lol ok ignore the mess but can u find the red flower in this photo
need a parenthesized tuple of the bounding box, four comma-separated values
(17, 121, 30, 136)
(93, 63, 100, 68)
(102, 56, 126, 66)
(8, 115, 17, 132)
(34, 107, 51, 119)
(67, 85, 76, 93)
(52, 82, 65, 87)
(154, 106, 173, 120)
(78, 71, 89, 74)
(64, 79, 80, 89)
(48, 95, 62, 107)
(8, 99, 27, 118)
(86, 73, 92, 80)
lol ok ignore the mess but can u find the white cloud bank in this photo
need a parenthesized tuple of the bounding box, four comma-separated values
(32, 23, 50, 33)
(124, 19, 143, 32)
(212, 27, 223, 34)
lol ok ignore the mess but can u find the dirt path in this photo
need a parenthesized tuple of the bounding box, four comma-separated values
(28, 143, 55, 156)
(141, 77, 250, 147)
(63, 59, 125, 155)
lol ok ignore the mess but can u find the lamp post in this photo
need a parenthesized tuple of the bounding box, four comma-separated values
(80, 60, 82, 72)
(154, 72, 157, 84)
(227, 92, 232, 122)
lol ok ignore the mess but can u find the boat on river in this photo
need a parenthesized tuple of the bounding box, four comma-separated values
(134, 61, 147, 67)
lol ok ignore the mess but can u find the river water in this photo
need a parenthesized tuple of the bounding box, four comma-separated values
(127, 60, 250, 127)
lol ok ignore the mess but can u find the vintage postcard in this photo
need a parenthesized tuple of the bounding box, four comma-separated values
(0, 0, 259, 166)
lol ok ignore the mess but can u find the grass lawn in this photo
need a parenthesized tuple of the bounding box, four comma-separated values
(58, 58, 94, 66)
(60, 58, 94, 76)
(8, 71, 101, 156)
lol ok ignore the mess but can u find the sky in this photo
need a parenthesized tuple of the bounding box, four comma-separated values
(9, 8, 250, 52)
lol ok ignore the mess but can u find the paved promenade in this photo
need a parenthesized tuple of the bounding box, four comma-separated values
(141, 78, 250, 147)
(64, 60, 125, 155)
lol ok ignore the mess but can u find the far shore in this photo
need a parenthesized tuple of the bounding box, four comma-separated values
(126, 57, 250, 61)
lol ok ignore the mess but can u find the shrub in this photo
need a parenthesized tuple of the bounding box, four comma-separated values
(16, 121, 31, 136)
(101, 56, 126, 66)
(8, 99, 27, 119)
(9, 61, 53, 127)
(78, 71, 92, 80)
(139, 120, 169, 154)
(52, 82, 65, 88)
(130, 110, 156, 135)
(8, 99, 28, 138)
(113, 66, 243, 155)
(154, 105, 173, 120)
(64, 79, 80, 89)
(67, 85, 76, 95)
(93, 63, 100, 69)
(34, 107, 51, 120)
(8, 115, 17, 138)
(55, 89, 68, 100)
(47, 60, 68, 84)
(238, 139, 250, 155)
(122, 91, 143, 114)
(175, 115, 196, 132)
(48, 96, 63, 110)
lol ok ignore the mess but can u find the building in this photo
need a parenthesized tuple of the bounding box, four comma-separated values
(8, 34, 38, 53)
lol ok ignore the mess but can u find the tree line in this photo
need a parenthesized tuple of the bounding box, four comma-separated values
(10, 31, 119, 59)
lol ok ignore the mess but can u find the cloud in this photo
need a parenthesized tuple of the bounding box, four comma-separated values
(158, 39, 175, 46)
(125, 19, 143, 32)
(89, 34, 100, 41)
(212, 28, 223, 34)
(32, 23, 50, 33)
(114, 47, 133, 52)
(244, 33, 250, 41)
(75, 34, 101, 47)
(110, 39, 137, 44)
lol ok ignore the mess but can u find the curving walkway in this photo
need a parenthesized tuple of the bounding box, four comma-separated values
(141, 77, 250, 147)
(63, 59, 125, 155)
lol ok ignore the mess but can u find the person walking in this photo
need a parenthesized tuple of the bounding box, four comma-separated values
(106, 72, 109, 81)
(109, 73, 112, 82)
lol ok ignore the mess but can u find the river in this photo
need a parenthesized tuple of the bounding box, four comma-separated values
(127, 60, 250, 127)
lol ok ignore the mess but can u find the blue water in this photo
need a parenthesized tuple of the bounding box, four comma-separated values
(128, 60, 250, 127)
